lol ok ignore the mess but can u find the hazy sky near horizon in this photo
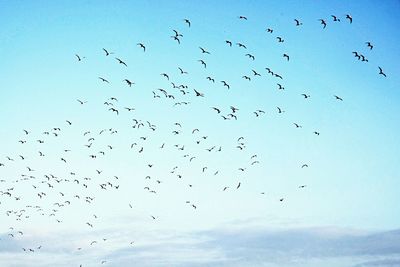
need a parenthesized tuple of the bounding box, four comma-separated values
(0, 1, 399, 266)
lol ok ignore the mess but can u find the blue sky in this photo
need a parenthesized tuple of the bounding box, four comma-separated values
(0, 1, 400, 266)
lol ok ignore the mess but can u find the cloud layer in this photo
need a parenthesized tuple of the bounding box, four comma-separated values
(1, 225, 399, 267)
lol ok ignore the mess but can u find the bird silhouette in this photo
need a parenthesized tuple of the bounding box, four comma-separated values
(378, 66, 386, 77)
(137, 43, 146, 52)
(199, 47, 210, 54)
(115, 58, 127, 67)
(124, 79, 134, 87)
(346, 14, 353, 23)
(102, 48, 113, 56)
(366, 42, 373, 50)
(294, 19, 303, 26)
(319, 19, 327, 29)
(184, 18, 191, 27)
(99, 77, 109, 83)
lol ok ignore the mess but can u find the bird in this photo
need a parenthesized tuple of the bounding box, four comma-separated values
(236, 182, 241, 189)
(212, 107, 221, 113)
(183, 18, 191, 27)
(99, 77, 109, 83)
(198, 59, 207, 68)
(102, 48, 113, 56)
(225, 40, 232, 46)
(293, 123, 302, 128)
(319, 19, 327, 29)
(137, 43, 146, 51)
(221, 81, 230, 89)
(294, 19, 303, 26)
(160, 73, 169, 80)
(124, 79, 134, 87)
(283, 54, 290, 61)
(75, 54, 84, 61)
(109, 108, 119, 115)
(171, 35, 181, 44)
(238, 15, 247, 20)
(230, 106, 239, 113)
(266, 28, 273, 33)
(378, 66, 386, 77)
(277, 107, 284, 113)
(206, 76, 215, 82)
(245, 53, 255, 60)
(173, 29, 183, 37)
(334, 95, 343, 101)
(115, 58, 127, 66)
(331, 15, 340, 22)
(346, 14, 353, 23)
(365, 42, 373, 50)
(276, 36, 284, 42)
(301, 94, 310, 99)
(178, 67, 188, 74)
(252, 70, 261, 76)
(77, 99, 87, 105)
(236, 42, 247, 49)
(193, 89, 204, 97)
(199, 47, 210, 54)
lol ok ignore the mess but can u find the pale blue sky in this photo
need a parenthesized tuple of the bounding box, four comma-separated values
(0, 1, 399, 266)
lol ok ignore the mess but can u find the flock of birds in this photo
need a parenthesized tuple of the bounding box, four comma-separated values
(0, 12, 388, 267)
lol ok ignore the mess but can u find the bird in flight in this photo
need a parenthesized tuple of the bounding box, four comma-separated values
(124, 79, 134, 87)
(178, 67, 188, 74)
(99, 77, 109, 83)
(115, 58, 127, 67)
(319, 19, 327, 29)
(221, 80, 230, 89)
(206, 76, 215, 82)
(245, 53, 255, 60)
(160, 73, 169, 80)
(334, 95, 343, 101)
(199, 47, 210, 54)
(225, 40, 232, 46)
(365, 42, 373, 50)
(294, 19, 303, 26)
(102, 48, 113, 56)
(238, 15, 247, 20)
(193, 89, 204, 97)
(293, 123, 302, 128)
(137, 43, 146, 52)
(236, 42, 247, 49)
(198, 59, 207, 68)
(77, 99, 87, 105)
(378, 66, 386, 77)
(173, 29, 183, 37)
(283, 54, 290, 61)
(346, 14, 353, 23)
(331, 15, 340, 22)
(75, 54, 84, 61)
(171, 35, 181, 44)
(301, 94, 310, 99)
(183, 18, 191, 27)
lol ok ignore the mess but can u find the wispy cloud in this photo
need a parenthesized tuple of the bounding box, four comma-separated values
(1, 225, 399, 267)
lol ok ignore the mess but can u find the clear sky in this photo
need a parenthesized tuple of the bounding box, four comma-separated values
(0, 1, 399, 267)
